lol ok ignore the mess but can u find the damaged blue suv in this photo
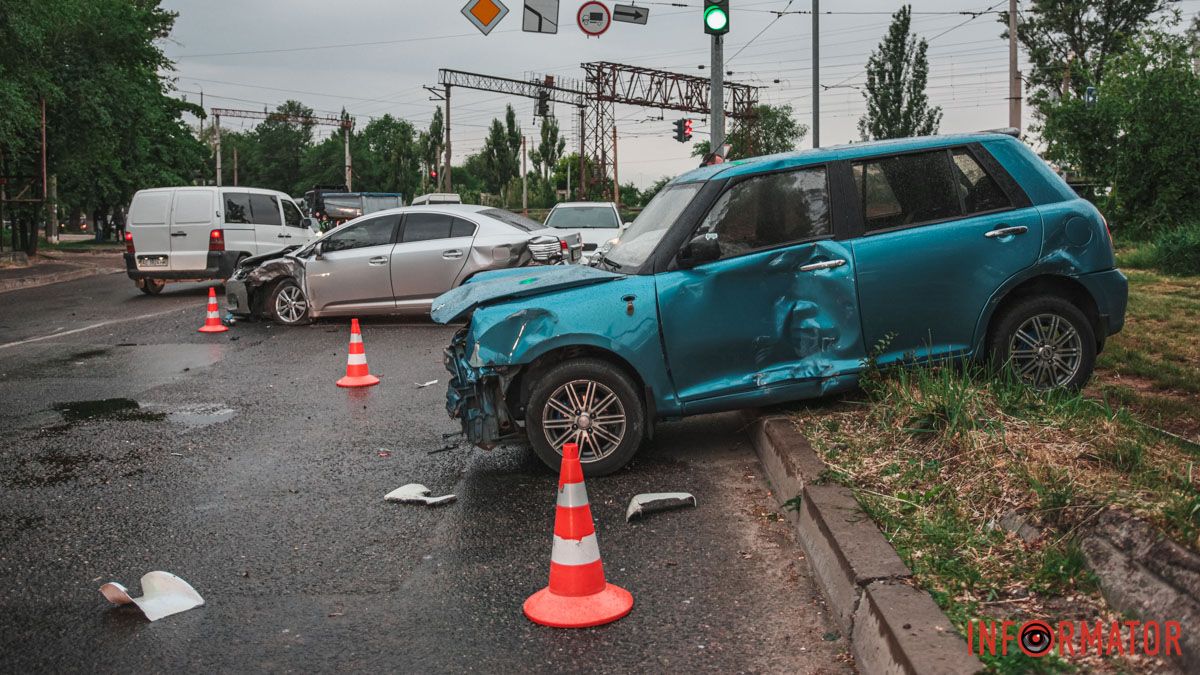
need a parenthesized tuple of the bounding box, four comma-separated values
(432, 132, 1128, 475)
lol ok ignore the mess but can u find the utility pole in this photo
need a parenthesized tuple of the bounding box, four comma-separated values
(43, 98, 58, 243)
(343, 123, 353, 192)
(566, 162, 571, 201)
(214, 113, 222, 187)
(1008, 0, 1021, 130)
(612, 126, 619, 208)
(443, 84, 452, 191)
(232, 147, 239, 187)
(710, 35, 725, 158)
(812, 0, 820, 148)
(578, 107, 586, 200)
(521, 135, 528, 216)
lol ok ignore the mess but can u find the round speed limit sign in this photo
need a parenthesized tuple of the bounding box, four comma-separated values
(577, 1, 611, 37)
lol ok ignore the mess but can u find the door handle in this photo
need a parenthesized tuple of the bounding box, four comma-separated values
(442, 249, 464, 259)
(985, 225, 1028, 238)
(277, 233, 289, 238)
(368, 256, 388, 265)
(170, 232, 187, 237)
(799, 259, 846, 272)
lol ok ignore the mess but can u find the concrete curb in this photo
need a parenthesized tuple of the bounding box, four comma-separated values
(0, 266, 119, 295)
(748, 413, 983, 675)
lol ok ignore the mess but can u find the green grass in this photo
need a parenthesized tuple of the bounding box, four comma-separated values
(793, 351, 1200, 672)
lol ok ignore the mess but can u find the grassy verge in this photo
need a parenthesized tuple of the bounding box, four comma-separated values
(1089, 262, 1200, 442)
(794, 365, 1199, 672)
(36, 237, 124, 252)
(788, 261, 1200, 672)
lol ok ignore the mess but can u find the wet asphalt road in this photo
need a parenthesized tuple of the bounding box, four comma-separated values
(0, 272, 851, 673)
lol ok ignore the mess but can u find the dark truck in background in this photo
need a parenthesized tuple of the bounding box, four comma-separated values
(303, 186, 404, 230)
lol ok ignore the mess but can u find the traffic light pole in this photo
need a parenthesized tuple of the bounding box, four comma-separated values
(710, 33, 725, 158)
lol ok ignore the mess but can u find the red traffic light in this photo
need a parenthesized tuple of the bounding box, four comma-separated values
(430, 169, 438, 178)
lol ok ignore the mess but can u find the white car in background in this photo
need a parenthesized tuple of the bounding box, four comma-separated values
(542, 202, 626, 261)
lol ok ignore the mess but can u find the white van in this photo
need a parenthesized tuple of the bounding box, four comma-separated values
(124, 186, 319, 294)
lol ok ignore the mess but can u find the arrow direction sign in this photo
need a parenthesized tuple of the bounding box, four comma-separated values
(523, 0, 559, 33)
(612, 3, 648, 24)
(462, 0, 509, 36)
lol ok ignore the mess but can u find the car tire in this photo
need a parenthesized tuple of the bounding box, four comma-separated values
(266, 279, 311, 326)
(525, 358, 645, 477)
(137, 278, 165, 295)
(988, 294, 1096, 391)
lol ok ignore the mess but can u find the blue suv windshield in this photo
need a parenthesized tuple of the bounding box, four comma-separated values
(605, 183, 702, 269)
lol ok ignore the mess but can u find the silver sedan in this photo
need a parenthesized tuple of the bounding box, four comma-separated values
(224, 205, 582, 325)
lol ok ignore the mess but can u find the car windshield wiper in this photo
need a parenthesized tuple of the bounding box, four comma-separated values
(594, 252, 622, 270)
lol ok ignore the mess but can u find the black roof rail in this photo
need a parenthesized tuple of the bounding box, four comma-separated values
(979, 127, 1020, 137)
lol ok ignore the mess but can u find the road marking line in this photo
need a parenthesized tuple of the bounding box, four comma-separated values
(0, 306, 191, 351)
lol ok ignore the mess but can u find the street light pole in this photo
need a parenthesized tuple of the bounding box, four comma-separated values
(1008, 0, 1021, 131)
(710, 34, 725, 158)
(812, 0, 820, 148)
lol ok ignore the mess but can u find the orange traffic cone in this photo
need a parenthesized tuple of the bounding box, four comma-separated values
(524, 442, 633, 628)
(336, 318, 380, 388)
(197, 287, 228, 333)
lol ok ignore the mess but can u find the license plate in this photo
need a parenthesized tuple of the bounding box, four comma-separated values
(138, 256, 167, 268)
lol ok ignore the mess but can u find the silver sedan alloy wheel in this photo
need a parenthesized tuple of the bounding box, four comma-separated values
(541, 379, 627, 463)
(1008, 313, 1082, 389)
(275, 284, 308, 324)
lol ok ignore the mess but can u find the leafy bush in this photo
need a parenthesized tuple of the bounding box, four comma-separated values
(1153, 223, 1200, 275)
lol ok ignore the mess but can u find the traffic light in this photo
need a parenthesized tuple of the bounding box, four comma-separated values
(536, 90, 550, 117)
(673, 118, 693, 143)
(704, 0, 729, 35)
(430, 169, 438, 179)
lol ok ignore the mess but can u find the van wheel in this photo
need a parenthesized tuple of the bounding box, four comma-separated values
(988, 295, 1096, 391)
(525, 358, 645, 477)
(267, 279, 311, 326)
(137, 279, 165, 295)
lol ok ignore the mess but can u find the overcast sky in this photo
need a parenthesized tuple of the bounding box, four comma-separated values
(160, 0, 1196, 188)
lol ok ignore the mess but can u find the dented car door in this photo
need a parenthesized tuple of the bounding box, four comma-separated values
(655, 165, 866, 411)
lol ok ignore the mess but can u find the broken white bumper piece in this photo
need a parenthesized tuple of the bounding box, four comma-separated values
(384, 483, 457, 506)
(99, 571, 204, 621)
(626, 492, 697, 522)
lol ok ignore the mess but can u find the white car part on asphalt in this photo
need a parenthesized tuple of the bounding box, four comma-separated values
(384, 483, 457, 506)
(415, 380, 439, 388)
(99, 571, 205, 621)
(625, 492, 697, 522)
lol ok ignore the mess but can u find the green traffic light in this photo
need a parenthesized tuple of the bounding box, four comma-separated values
(704, 6, 728, 31)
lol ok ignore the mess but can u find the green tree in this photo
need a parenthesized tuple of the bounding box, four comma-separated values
(1041, 30, 1200, 236)
(858, 5, 940, 140)
(639, 176, 672, 205)
(250, 100, 315, 194)
(480, 105, 521, 204)
(530, 116, 566, 181)
(692, 103, 807, 159)
(0, 0, 206, 252)
(999, 0, 1173, 108)
(418, 106, 444, 193)
(357, 115, 420, 198)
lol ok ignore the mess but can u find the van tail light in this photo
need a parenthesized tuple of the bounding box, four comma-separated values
(209, 229, 225, 252)
(124, 232, 135, 254)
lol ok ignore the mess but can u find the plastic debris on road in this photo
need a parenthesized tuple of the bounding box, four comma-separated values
(625, 492, 697, 522)
(99, 571, 205, 621)
(384, 483, 457, 506)
(415, 380, 439, 388)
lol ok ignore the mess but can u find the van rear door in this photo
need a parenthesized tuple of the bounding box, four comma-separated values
(128, 189, 173, 271)
(169, 189, 217, 271)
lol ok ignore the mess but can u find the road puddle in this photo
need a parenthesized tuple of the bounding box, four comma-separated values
(52, 398, 165, 423)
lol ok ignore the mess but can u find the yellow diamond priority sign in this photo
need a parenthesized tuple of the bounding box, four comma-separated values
(462, 0, 510, 35)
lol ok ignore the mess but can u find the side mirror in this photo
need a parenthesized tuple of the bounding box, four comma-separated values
(302, 217, 321, 231)
(678, 233, 721, 269)
(311, 242, 324, 260)
(622, 222, 632, 231)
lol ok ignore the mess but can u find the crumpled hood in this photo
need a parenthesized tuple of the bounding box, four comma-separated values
(430, 265, 625, 323)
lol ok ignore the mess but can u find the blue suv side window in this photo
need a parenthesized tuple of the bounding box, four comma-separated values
(950, 149, 1012, 214)
(854, 151, 959, 232)
(694, 167, 830, 260)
